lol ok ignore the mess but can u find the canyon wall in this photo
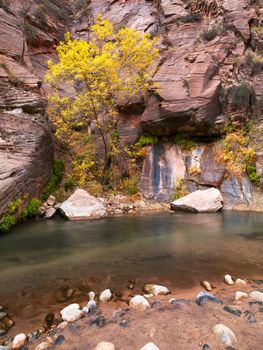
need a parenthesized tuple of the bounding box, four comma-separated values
(1, 0, 263, 216)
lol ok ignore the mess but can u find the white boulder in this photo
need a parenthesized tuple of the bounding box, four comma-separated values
(60, 189, 106, 220)
(12, 333, 26, 350)
(35, 342, 50, 350)
(95, 342, 115, 350)
(140, 343, 160, 350)
(170, 188, 223, 213)
(213, 324, 237, 347)
(143, 284, 170, 296)
(60, 303, 83, 322)
(99, 289, 112, 303)
(129, 295, 150, 311)
(44, 207, 56, 219)
(249, 291, 263, 302)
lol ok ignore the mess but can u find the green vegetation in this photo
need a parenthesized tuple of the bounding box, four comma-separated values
(231, 83, 255, 109)
(247, 165, 260, 186)
(0, 198, 22, 233)
(136, 135, 159, 147)
(173, 133, 196, 150)
(33, 7, 47, 22)
(42, 159, 64, 200)
(116, 175, 139, 195)
(216, 132, 256, 179)
(173, 179, 188, 200)
(202, 25, 221, 41)
(179, 13, 202, 23)
(20, 198, 41, 220)
(24, 23, 38, 42)
(245, 52, 263, 75)
(74, 0, 89, 11)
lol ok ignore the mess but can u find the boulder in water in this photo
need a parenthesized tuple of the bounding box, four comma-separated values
(60, 189, 106, 220)
(170, 188, 223, 213)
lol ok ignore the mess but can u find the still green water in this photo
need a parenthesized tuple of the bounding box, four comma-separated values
(1, 211, 263, 302)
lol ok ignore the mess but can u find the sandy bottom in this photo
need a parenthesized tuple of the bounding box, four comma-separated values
(2, 280, 263, 350)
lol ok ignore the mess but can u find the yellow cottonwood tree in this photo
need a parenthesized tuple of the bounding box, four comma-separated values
(46, 15, 159, 184)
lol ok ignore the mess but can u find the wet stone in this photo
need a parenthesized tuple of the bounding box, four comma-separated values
(244, 310, 256, 323)
(69, 324, 78, 333)
(28, 331, 40, 343)
(1, 318, 14, 329)
(112, 309, 129, 318)
(91, 315, 105, 328)
(249, 301, 262, 306)
(0, 346, 11, 350)
(0, 313, 7, 320)
(151, 301, 162, 309)
(170, 299, 191, 306)
(119, 319, 129, 328)
(196, 292, 222, 306)
(89, 308, 101, 316)
(0, 329, 7, 336)
(202, 345, 210, 350)
(45, 313, 55, 328)
(55, 335, 65, 346)
(223, 306, 242, 317)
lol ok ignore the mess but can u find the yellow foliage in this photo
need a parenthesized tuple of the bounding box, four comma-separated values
(215, 132, 256, 178)
(46, 15, 159, 184)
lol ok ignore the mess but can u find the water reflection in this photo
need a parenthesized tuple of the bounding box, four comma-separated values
(1, 212, 263, 296)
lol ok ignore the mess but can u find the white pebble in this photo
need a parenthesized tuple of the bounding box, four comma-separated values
(57, 321, 68, 330)
(213, 324, 237, 347)
(99, 289, 112, 303)
(88, 291, 95, 300)
(60, 303, 83, 322)
(235, 278, 246, 285)
(140, 343, 160, 350)
(249, 291, 263, 302)
(224, 274, 234, 285)
(235, 291, 248, 302)
(143, 284, 170, 296)
(95, 342, 115, 350)
(83, 306, 90, 314)
(12, 333, 26, 350)
(129, 295, 150, 311)
(35, 342, 50, 350)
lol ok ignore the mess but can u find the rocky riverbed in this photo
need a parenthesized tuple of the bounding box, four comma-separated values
(2, 275, 263, 350)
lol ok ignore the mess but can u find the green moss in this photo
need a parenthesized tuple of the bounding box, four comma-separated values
(42, 159, 64, 200)
(136, 135, 159, 147)
(173, 133, 196, 150)
(8, 198, 22, 214)
(64, 176, 75, 192)
(202, 25, 221, 41)
(0, 215, 16, 233)
(173, 179, 188, 200)
(247, 165, 260, 186)
(20, 198, 41, 220)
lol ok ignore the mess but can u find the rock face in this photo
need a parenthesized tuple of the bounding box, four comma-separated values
(60, 189, 107, 220)
(140, 143, 253, 206)
(0, 0, 72, 219)
(171, 188, 224, 213)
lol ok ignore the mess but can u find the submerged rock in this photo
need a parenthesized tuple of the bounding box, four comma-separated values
(60, 304, 83, 322)
(129, 295, 150, 311)
(44, 207, 57, 219)
(202, 345, 210, 350)
(60, 189, 106, 220)
(54, 335, 65, 346)
(224, 274, 235, 285)
(143, 284, 170, 296)
(170, 188, 223, 213)
(196, 291, 222, 306)
(140, 343, 160, 350)
(91, 315, 105, 328)
(213, 324, 237, 347)
(95, 342, 115, 350)
(223, 306, 242, 317)
(0, 347, 11, 350)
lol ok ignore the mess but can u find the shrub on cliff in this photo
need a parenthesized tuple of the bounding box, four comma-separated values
(46, 16, 159, 185)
